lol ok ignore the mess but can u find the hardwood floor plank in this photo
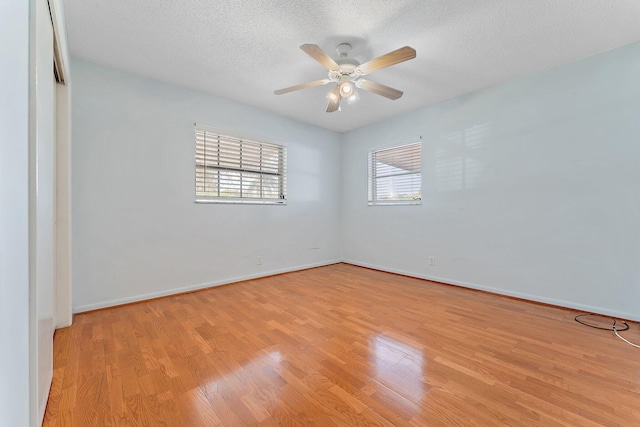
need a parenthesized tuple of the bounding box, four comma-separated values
(353, 380, 421, 426)
(43, 263, 640, 426)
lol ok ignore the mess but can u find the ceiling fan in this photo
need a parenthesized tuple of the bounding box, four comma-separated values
(274, 43, 416, 113)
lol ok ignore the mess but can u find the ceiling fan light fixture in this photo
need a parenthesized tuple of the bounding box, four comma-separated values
(339, 81, 353, 97)
(346, 90, 360, 105)
(326, 89, 339, 102)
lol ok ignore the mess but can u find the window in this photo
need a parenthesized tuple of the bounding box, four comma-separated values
(368, 139, 422, 205)
(195, 124, 287, 204)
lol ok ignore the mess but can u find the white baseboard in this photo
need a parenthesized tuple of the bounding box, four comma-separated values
(73, 259, 341, 313)
(342, 259, 640, 322)
(74, 258, 639, 323)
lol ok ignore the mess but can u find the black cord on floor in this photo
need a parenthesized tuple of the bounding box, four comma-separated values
(575, 313, 640, 349)
(574, 313, 629, 331)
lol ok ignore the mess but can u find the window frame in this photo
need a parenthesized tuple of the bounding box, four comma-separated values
(195, 124, 287, 205)
(367, 138, 422, 206)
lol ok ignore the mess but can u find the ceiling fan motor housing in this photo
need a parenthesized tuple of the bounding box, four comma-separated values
(336, 42, 352, 57)
(332, 42, 361, 80)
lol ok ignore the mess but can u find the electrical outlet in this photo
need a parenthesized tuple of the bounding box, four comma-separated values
(428, 256, 435, 266)
(256, 256, 263, 265)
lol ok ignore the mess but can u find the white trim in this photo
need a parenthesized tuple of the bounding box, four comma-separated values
(368, 200, 421, 206)
(342, 259, 640, 322)
(195, 199, 287, 205)
(368, 139, 422, 206)
(74, 257, 639, 322)
(73, 259, 341, 313)
(55, 82, 72, 328)
(195, 124, 287, 204)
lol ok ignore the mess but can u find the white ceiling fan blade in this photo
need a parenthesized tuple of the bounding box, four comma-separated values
(326, 84, 341, 112)
(356, 46, 416, 75)
(357, 79, 404, 100)
(300, 44, 340, 71)
(274, 79, 331, 95)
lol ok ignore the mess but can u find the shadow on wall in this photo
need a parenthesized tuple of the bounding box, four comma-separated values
(436, 122, 489, 192)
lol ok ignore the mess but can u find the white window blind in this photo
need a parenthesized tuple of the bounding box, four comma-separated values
(368, 139, 422, 205)
(195, 125, 287, 204)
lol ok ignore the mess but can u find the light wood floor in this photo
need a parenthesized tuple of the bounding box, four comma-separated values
(43, 263, 640, 426)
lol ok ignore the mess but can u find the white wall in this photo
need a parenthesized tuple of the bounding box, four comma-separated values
(56, 82, 73, 327)
(31, 0, 56, 419)
(342, 41, 640, 321)
(52, 0, 73, 329)
(71, 59, 342, 311)
(0, 1, 32, 426)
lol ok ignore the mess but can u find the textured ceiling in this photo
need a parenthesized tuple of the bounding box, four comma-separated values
(64, 0, 640, 133)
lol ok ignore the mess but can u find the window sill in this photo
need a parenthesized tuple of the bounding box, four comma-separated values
(196, 198, 287, 205)
(368, 200, 422, 206)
